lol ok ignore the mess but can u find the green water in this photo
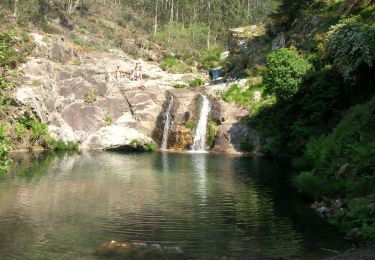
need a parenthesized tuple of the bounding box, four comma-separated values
(0, 151, 349, 259)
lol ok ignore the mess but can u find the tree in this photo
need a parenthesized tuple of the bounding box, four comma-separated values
(264, 48, 312, 102)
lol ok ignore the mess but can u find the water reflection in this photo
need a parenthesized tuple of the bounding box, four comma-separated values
(190, 153, 208, 204)
(0, 152, 350, 259)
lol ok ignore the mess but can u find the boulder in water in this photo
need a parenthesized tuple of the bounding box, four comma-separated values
(96, 240, 184, 258)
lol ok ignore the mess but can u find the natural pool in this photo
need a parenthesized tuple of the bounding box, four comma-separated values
(0, 151, 349, 259)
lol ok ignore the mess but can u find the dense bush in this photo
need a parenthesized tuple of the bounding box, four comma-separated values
(263, 48, 312, 102)
(160, 57, 189, 73)
(322, 16, 375, 84)
(294, 96, 375, 242)
(0, 31, 22, 68)
(200, 45, 222, 70)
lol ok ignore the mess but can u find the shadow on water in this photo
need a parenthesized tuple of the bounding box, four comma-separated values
(0, 151, 350, 259)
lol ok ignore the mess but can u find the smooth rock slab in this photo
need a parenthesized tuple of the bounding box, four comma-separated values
(81, 125, 153, 149)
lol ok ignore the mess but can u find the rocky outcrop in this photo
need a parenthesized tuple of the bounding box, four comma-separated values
(153, 89, 200, 150)
(13, 33, 201, 150)
(13, 33, 259, 154)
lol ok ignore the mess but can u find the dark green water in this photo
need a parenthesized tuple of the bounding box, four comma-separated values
(0, 151, 349, 259)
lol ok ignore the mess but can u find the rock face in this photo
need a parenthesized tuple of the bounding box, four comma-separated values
(14, 33, 259, 154)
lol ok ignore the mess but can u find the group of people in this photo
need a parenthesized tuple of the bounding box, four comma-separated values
(115, 61, 143, 81)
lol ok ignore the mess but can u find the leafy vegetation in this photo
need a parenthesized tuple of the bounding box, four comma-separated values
(0, 124, 11, 173)
(206, 119, 218, 149)
(263, 48, 312, 102)
(84, 89, 97, 103)
(160, 57, 189, 73)
(321, 16, 375, 84)
(188, 78, 204, 87)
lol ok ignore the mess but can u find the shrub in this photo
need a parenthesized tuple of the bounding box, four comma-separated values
(184, 121, 195, 130)
(188, 78, 204, 87)
(84, 89, 97, 103)
(294, 171, 322, 200)
(0, 31, 22, 68)
(103, 113, 112, 126)
(322, 16, 375, 83)
(30, 121, 49, 143)
(51, 140, 79, 151)
(145, 142, 157, 152)
(67, 141, 79, 150)
(200, 45, 222, 70)
(130, 139, 141, 148)
(222, 84, 254, 107)
(160, 57, 189, 73)
(206, 119, 218, 149)
(173, 83, 188, 89)
(263, 48, 312, 102)
(15, 122, 26, 138)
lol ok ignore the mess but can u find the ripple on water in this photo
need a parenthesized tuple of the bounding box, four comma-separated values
(0, 152, 350, 259)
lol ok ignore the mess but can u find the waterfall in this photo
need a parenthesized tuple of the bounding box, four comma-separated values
(191, 94, 210, 152)
(161, 96, 174, 149)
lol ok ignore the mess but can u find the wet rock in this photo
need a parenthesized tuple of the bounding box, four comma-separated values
(96, 240, 184, 257)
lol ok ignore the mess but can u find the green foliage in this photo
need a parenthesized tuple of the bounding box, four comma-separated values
(184, 121, 195, 130)
(51, 140, 79, 151)
(84, 89, 97, 103)
(294, 171, 323, 200)
(200, 45, 222, 70)
(293, 96, 375, 242)
(15, 122, 26, 138)
(206, 119, 218, 149)
(144, 142, 157, 152)
(331, 198, 375, 242)
(160, 57, 189, 73)
(0, 31, 22, 68)
(173, 83, 188, 89)
(240, 140, 254, 152)
(156, 22, 209, 57)
(0, 123, 11, 173)
(264, 48, 312, 102)
(322, 16, 375, 84)
(188, 78, 204, 87)
(30, 121, 49, 143)
(222, 84, 254, 107)
(130, 139, 141, 148)
(103, 113, 112, 126)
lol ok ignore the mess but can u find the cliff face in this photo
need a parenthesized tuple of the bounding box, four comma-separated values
(11, 33, 257, 154)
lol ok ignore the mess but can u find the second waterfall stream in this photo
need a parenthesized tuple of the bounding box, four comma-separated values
(191, 94, 210, 152)
(161, 96, 174, 149)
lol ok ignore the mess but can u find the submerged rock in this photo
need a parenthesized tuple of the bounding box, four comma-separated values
(96, 240, 184, 258)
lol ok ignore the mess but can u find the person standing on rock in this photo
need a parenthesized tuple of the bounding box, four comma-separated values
(116, 66, 121, 81)
(130, 62, 140, 81)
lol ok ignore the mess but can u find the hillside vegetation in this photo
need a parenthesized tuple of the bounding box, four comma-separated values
(222, 0, 375, 243)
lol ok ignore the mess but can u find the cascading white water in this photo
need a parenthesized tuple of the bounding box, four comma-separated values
(161, 96, 174, 149)
(191, 94, 210, 152)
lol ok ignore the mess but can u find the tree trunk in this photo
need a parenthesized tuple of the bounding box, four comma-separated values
(154, 0, 159, 38)
(13, 0, 18, 18)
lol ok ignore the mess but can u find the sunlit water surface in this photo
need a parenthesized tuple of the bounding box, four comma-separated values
(0, 152, 349, 259)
